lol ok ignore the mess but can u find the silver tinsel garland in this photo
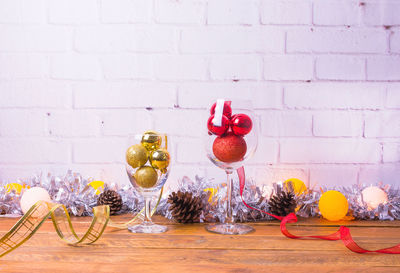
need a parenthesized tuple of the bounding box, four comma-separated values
(0, 170, 142, 217)
(1, 170, 399, 221)
(157, 176, 400, 222)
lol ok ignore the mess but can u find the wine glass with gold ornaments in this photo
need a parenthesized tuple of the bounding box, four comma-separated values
(204, 99, 258, 235)
(125, 131, 170, 233)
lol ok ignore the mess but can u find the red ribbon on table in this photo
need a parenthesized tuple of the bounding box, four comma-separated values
(237, 167, 400, 254)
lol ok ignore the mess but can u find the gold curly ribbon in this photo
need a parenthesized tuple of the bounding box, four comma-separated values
(0, 187, 164, 258)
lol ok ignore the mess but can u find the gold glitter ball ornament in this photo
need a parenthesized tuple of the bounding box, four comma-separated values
(126, 144, 148, 168)
(133, 166, 158, 188)
(141, 131, 162, 151)
(150, 148, 170, 172)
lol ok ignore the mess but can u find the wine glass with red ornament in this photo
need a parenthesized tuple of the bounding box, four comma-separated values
(204, 99, 258, 235)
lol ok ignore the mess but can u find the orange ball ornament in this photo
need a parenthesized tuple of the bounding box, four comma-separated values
(318, 190, 348, 221)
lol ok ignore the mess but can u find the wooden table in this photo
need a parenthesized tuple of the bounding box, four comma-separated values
(1, 215, 400, 272)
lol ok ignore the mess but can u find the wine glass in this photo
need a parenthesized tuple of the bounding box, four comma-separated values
(204, 99, 258, 235)
(125, 131, 170, 233)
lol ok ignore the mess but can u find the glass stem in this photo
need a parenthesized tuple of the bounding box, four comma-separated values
(143, 196, 153, 225)
(226, 170, 234, 224)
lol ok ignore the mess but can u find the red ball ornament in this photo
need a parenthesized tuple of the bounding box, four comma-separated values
(231, 114, 253, 136)
(207, 115, 229, 136)
(210, 101, 232, 119)
(212, 134, 247, 163)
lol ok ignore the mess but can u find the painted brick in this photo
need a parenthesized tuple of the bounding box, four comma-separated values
(0, 139, 70, 163)
(0, 80, 71, 108)
(313, 111, 363, 137)
(284, 83, 385, 109)
(313, 1, 360, 26)
(280, 139, 381, 163)
(367, 56, 400, 81)
(180, 27, 285, 53)
(0, 0, 45, 23)
(0, 26, 71, 52)
(176, 138, 207, 164)
(101, 55, 153, 79)
(0, 54, 47, 79)
(264, 55, 313, 81)
(51, 55, 101, 80)
(362, 1, 400, 26)
(209, 55, 260, 80)
(250, 139, 279, 164)
(75, 26, 175, 53)
(287, 28, 387, 53)
(391, 31, 400, 53)
(154, 0, 205, 24)
(315, 56, 365, 80)
(310, 166, 359, 187)
(73, 82, 176, 108)
(387, 84, 400, 109)
(73, 139, 125, 163)
(261, 0, 311, 25)
(152, 109, 204, 137)
(0, 110, 46, 136)
(49, 0, 99, 24)
(261, 111, 313, 137)
(208, 0, 259, 25)
(178, 82, 282, 109)
(101, 110, 152, 136)
(154, 55, 207, 80)
(48, 110, 101, 137)
(359, 165, 400, 184)
(383, 142, 400, 162)
(365, 111, 400, 137)
(100, 0, 151, 23)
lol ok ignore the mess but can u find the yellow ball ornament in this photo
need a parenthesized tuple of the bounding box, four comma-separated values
(318, 190, 348, 221)
(88, 180, 105, 195)
(150, 148, 170, 173)
(4, 183, 24, 194)
(284, 178, 307, 195)
(126, 144, 148, 168)
(133, 166, 158, 188)
(141, 131, 162, 151)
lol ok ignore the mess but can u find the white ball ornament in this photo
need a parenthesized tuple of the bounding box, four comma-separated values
(20, 187, 52, 217)
(361, 186, 388, 210)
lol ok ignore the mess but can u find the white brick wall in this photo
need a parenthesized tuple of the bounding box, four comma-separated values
(0, 0, 399, 188)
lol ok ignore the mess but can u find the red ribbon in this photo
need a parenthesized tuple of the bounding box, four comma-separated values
(237, 166, 400, 254)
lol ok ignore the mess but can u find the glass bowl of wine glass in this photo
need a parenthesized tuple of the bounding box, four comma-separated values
(204, 99, 258, 235)
(125, 131, 170, 233)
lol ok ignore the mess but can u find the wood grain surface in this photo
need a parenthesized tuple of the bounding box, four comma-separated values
(1, 215, 399, 273)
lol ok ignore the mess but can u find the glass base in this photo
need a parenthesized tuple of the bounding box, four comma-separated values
(206, 223, 254, 235)
(128, 223, 167, 234)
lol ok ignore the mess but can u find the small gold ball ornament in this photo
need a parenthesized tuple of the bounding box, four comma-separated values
(126, 144, 148, 168)
(150, 148, 170, 172)
(133, 166, 158, 188)
(141, 131, 162, 151)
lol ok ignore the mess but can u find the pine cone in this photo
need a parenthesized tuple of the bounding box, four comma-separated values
(268, 191, 296, 217)
(97, 190, 123, 215)
(168, 191, 203, 223)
